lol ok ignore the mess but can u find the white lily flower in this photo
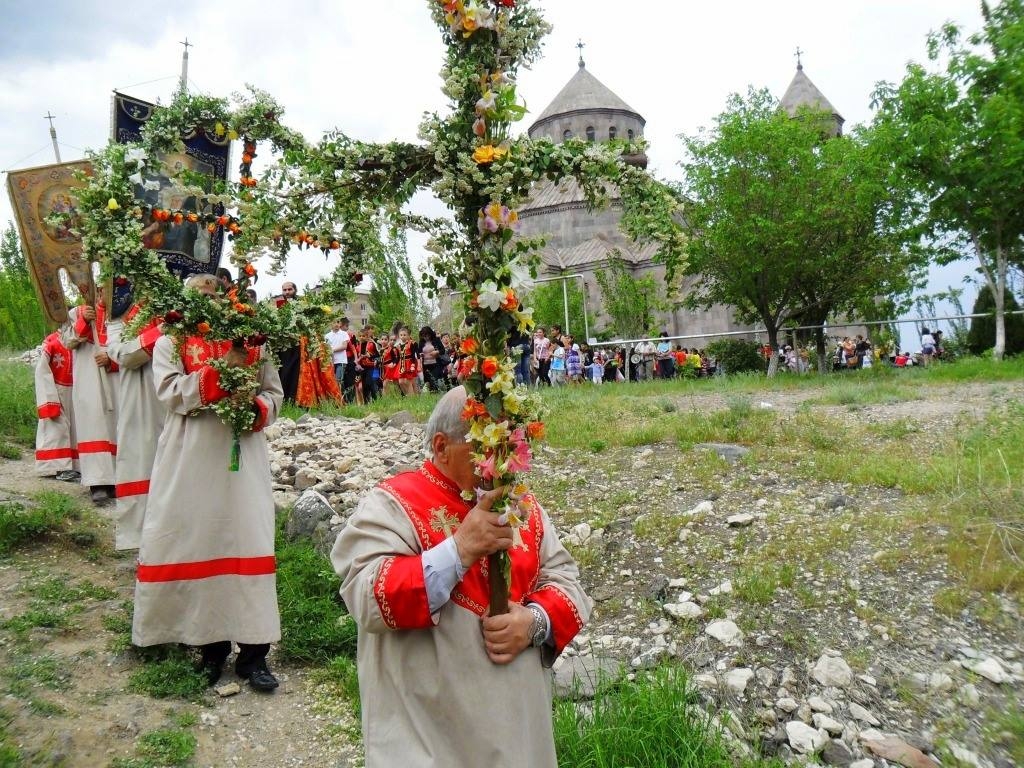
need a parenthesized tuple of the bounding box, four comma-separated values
(125, 148, 148, 164)
(128, 172, 144, 186)
(143, 179, 161, 192)
(477, 280, 505, 312)
(505, 259, 534, 291)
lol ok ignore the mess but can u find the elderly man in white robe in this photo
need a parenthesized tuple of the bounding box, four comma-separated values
(132, 274, 283, 691)
(332, 385, 591, 767)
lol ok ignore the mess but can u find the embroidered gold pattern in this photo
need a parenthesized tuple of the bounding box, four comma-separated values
(429, 505, 460, 537)
(374, 556, 398, 629)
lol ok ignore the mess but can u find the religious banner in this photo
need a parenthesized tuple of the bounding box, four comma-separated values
(111, 91, 230, 278)
(6, 160, 94, 325)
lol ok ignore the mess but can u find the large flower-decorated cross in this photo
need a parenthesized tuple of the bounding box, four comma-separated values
(67, 0, 685, 609)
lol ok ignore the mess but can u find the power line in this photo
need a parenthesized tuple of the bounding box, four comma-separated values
(2, 144, 53, 172)
(112, 74, 178, 92)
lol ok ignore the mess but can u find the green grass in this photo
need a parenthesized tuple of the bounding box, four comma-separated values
(0, 710, 22, 767)
(0, 491, 82, 555)
(111, 726, 197, 768)
(275, 522, 358, 663)
(310, 655, 362, 719)
(554, 665, 781, 768)
(0, 354, 36, 446)
(281, 388, 441, 424)
(127, 648, 208, 702)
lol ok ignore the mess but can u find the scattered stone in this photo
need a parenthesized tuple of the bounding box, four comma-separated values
(727, 513, 755, 528)
(725, 668, 755, 696)
(645, 574, 669, 601)
(200, 712, 220, 727)
(285, 489, 335, 541)
(928, 672, 954, 692)
(705, 620, 743, 646)
(693, 443, 749, 464)
(826, 494, 854, 510)
(821, 738, 854, 767)
(685, 500, 715, 516)
(385, 410, 417, 428)
(776, 697, 799, 713)
(848, 702, 880, 726)
(948, 742, 990, 768)
(693, 674, 718, 691)
(808, 695, 834, 713)
(708, 580, 732, 596)
(553, 656, 623, 699)
(812, 713, 844, 736)
(755, 667, 776, 688)
(785, 721, 827, 754)
(664, 602, 703, 621)
(849, 761, 875, 768)
(813, 653, 854, 688)
(215, 682, 241, 697)
(756, 708, 777, 726)
(862, 734, 940, 768)
(962, 657, 1008, 684)
(959, 683, 981, 706)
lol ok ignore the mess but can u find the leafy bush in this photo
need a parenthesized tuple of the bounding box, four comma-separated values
(706, 339, 765, 375)
(967, 284, 1024, 356)
(0, 357, 36, 446)
(0, 492, 80, 554)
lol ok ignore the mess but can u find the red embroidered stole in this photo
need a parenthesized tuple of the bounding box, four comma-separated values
(180, 336, 260, 374)
(378, 461, 544, 617)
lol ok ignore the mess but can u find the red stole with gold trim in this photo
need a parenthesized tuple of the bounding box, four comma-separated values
(378, 461, 544, 617)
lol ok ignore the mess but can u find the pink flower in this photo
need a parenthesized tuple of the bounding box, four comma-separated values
(506, 439, 531, 473)
(476, 451, 497, 481)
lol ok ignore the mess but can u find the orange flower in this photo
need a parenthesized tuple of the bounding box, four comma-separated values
(457, 357, 477, 378)
(459, 337, 479, 355)
(461, 399, 488, 421)
(197, 321, 211, 335)
(480, 356, 499, 378)
(241, 153, 253, 164)
(207, 223, 217, 233)
(472, 145, 497, 164)
(233, 302, 247, 312)
(243, 263, 257, 276)
(526, 421, 546, 440)
(217, 215, 229, 226)
(186, 212, 199, 223)
(500, 288, 517, 311)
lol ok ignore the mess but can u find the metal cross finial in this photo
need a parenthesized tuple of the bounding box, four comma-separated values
(43, 111, 57, 129)
(576, 38, 585, 68)
(180, 37, 192, 53)
(795, 46, 804, 70)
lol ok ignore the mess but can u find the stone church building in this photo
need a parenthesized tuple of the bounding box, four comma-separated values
(517, 54, 844, 346)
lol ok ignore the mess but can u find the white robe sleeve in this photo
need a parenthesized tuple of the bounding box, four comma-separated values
(34, 346, 59, 415)
(151, 335, 206, 415)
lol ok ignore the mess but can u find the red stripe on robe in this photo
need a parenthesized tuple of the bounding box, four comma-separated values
(36, 447, 77, 460)
(77, 440, 117, 455)
(115, 480, 150, 498)
(137, 555, 276, 583)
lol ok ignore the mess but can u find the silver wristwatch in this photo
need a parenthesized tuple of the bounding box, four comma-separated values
(527, 603, 547, 647)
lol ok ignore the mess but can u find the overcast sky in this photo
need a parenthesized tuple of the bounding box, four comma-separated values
(0, 0, 986, 342)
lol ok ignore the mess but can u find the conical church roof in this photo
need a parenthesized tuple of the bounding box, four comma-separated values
(779, 64, 843, 124)
(530, 63, 642, 131)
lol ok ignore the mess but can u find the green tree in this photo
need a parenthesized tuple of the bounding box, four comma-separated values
(0, 221, 48, 350)
(871, 0, 1024, 360)
(368, 232, 430, 331)
(967, 283, 1024, 356)
(680, 89, 923, 375)
(594, 256, 667, 339)
(523, 278, 591, 338)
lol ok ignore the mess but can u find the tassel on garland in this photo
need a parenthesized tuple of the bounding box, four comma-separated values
(229, 438, 241, 472)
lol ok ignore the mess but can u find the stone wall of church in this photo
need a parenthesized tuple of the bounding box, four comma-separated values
(528, 108, 645, 146)
(518, 200, 625, 251)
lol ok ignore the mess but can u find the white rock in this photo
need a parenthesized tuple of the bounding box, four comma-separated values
(676, 591, 694, 603)
(668, 578, 688, 588)
(807, 695, 833, 713)
(708, 580, 732, 596)
(928, 672, 955, 692)
(812, 713, 844, 736)
(849, 761, 875, 768)
(963, 657, 1008, 684)
(686, 500, 714, 516)
(725, 668, 754, 695)
(813, 654, 854, 688)
(693, 673, 718, 690)
(571, 522, 592, 542)
(664, 602, 704, 621)
(776, 697, 799, 713)
(959, 683, 981, 706)
(948, 742, 991, 768)
(705, 620, 743, 646)
(785, 721, 827, 754)
(848, 702, 880, 726)
(726, 513, 755, 528)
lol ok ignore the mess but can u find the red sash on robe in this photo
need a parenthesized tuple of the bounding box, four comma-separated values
(373, 461, 584, 654)
(295, 336, 342, 408)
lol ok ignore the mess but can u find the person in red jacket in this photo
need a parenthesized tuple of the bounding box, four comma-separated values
(34, 331, 79, 481)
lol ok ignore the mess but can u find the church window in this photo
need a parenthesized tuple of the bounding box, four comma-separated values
(360, 303, 366, 311)
(627, 128, 635, 140)
(562, 129, 572, 140)
(585, 126, 595, 141)
(608, 126, 617, 140)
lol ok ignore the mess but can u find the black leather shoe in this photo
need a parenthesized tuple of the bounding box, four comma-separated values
(90, 487, 111, 505)
(199, 660, 224, 686)
(238, 664, 279, 691)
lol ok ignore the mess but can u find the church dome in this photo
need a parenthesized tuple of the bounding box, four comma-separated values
(779, 62, 845, 136)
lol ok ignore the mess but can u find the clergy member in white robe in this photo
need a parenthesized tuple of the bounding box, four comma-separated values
(332, 386, 591, 768)
(107, 309, 165, 550)
(132, 285, 284, 691)
(34, 330, 78, 479)
(62, 301, 120, 503)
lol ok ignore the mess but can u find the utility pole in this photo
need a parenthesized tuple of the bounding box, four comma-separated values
(44, 111, 61, 163)
(179, 38, 192, 93)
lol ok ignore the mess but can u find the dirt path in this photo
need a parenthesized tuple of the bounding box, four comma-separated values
(0, 455, 361, 768)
